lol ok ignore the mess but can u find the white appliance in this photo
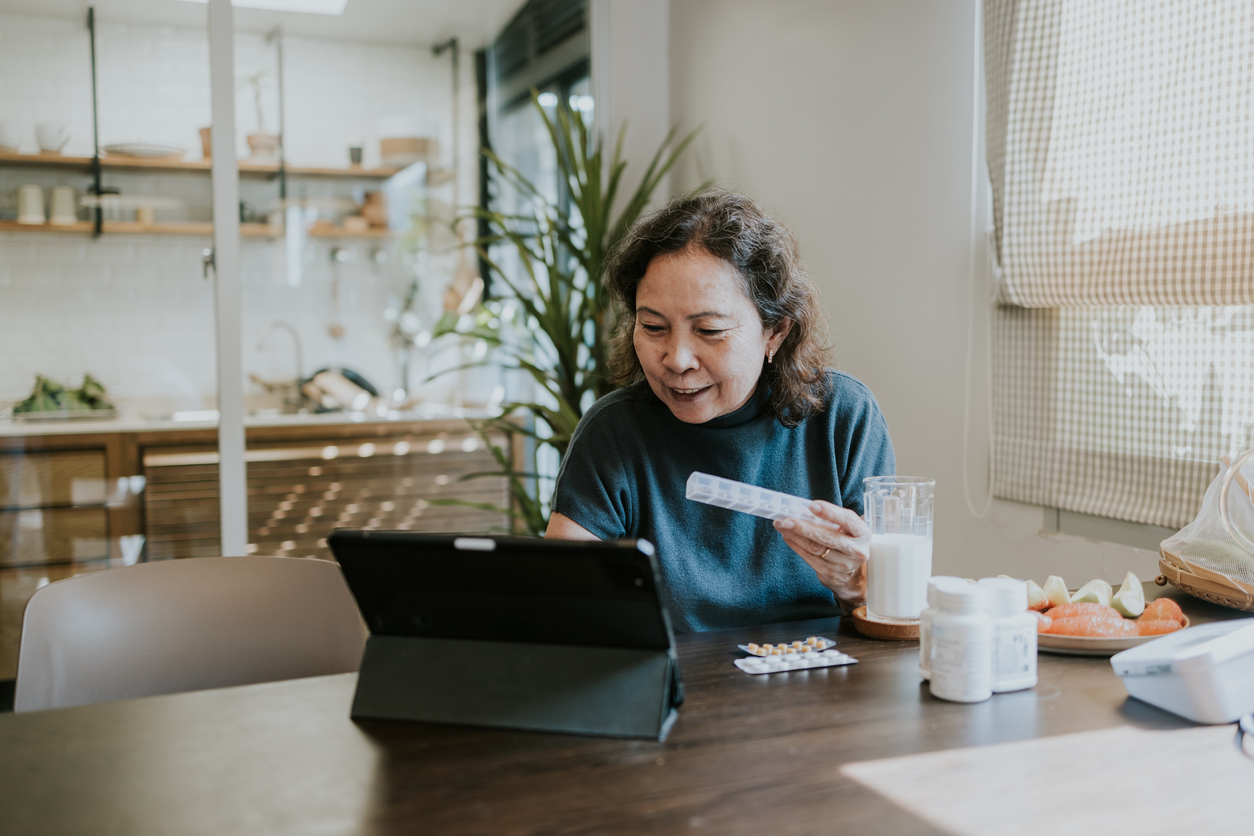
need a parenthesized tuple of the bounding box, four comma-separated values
(1111, 620, 1254, 724)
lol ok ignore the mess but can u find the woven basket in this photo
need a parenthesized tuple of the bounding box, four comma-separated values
(1159, 545, 1254, 612)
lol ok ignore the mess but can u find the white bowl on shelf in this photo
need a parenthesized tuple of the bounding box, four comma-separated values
(102, 142, 187, 159)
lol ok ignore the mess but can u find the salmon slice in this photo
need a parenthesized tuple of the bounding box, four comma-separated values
(1045, 616, 1138, 637)
(1138, 598, 1186, 626)
(1043, 603, 1123, 621)
(1137, 619, 1183, 636)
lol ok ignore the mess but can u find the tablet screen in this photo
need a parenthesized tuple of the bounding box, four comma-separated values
(328, 530, 674, 650)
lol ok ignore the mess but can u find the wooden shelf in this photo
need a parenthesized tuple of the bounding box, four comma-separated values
(285, 164, 401, 179)
(0, 219, 394, 239)
(0, 151, 399, 179)
(0, 220, 94, 233)
(0, 151, 94, 170)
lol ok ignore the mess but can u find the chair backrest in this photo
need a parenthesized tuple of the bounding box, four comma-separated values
(14, 556, 367, 712)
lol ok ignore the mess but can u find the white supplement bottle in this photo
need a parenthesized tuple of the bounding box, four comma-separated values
(919, 576, 968, 681)
(977, 577, 1038, 693)
(929, 583, 993, 703)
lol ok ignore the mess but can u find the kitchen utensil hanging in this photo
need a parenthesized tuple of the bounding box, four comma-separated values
(328, 246, 349, 339)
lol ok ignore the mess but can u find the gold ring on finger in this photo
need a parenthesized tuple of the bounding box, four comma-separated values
(820, 547, 830, 558)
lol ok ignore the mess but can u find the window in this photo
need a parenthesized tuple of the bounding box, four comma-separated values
(985, 0, 1254, 529)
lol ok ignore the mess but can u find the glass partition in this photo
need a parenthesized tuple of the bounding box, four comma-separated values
(0, 1, 526, 690)
(0, 8, 221, 682)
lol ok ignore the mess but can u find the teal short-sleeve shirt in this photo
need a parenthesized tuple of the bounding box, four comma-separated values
(550, 371, 895, 632)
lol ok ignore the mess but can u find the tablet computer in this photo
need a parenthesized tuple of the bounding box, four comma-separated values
(328, 530, 683, 739)
(327, 530, 677, 650)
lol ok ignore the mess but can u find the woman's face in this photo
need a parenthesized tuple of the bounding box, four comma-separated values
(633, 247, 790, 424)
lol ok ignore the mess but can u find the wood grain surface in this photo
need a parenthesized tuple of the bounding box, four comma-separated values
(0, 450, 106, 509)
(1, 586, 1247, 836)
(0, 506, 108, 567)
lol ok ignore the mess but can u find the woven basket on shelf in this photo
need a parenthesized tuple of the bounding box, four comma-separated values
(1159, 546, 1254, 612)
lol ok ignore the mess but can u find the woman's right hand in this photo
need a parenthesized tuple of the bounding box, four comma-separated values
(773, 500, 871, 608)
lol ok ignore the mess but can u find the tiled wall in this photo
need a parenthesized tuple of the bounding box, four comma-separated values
(0, 13, 464, 169)
(0, 230, 492, 410)
(0, 13, 486, 410)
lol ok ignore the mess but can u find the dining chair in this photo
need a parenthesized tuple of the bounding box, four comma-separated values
(14, 555, 367, 712)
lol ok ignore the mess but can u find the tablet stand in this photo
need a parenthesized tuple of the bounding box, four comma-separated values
(350, 635, 682, 741)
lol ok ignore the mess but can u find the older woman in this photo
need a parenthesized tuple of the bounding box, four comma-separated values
(546, 190, 895, 632)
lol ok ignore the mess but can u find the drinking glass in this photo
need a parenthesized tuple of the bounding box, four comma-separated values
(863, 476, 935, 620)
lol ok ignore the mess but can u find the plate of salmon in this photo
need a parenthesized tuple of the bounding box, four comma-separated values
(1036, 598, 1190, 656)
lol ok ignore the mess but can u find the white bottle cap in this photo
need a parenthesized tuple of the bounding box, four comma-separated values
(936, 582, 987, 614)
(927, 576, 970, 607)
(977, 577, 1028, 617)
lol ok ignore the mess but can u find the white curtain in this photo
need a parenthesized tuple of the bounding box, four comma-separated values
(986, 0, 1254, 528)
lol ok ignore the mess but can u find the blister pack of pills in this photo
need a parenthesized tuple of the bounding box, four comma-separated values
(739, 637, 836, 656)
(735, 649, 857, 675)
(685, 472, 820, 522)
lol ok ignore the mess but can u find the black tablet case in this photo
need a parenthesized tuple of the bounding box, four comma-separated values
(329, 531, 683, 741)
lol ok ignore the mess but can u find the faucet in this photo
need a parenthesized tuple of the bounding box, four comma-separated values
(257, 321, 305, 384)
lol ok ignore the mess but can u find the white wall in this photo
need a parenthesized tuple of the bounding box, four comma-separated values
(590, 0, 671, 209)
(667, 0, 1160, 583)
(0, 13, 484, 411)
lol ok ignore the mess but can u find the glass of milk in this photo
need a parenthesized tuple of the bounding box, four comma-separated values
(863, 476, 935, 621)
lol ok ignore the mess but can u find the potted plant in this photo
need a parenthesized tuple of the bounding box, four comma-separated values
(239, 71, 279, 159)
(427, 92, 700, 535)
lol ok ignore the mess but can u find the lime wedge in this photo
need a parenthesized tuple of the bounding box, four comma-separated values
(1111, 571, 1145, 617)
(1071, 578, 1113, 607)
(1043, 575, 1071, 608)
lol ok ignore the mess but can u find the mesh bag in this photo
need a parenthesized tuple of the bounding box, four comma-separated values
(1159, 456, 1254, 611)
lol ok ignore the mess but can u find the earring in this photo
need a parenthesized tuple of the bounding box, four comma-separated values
(767, 348, 774, 365)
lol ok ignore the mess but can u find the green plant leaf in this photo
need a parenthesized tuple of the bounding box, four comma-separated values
(421, 92, 697, 534)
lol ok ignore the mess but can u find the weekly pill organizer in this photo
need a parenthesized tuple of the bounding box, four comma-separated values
(686, 472, 821, 522)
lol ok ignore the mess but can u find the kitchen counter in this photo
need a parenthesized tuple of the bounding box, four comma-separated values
(0, 406, 519, 568)
(0, 403, 500, 438)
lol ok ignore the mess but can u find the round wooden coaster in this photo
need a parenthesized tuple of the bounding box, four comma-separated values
(851, 606, 920, 641)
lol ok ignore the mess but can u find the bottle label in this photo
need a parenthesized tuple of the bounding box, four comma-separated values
(992, 629, 1035, 678)
(930, 623, 992, 701)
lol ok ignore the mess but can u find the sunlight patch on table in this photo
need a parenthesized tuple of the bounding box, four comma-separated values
(840, 724, 1250, 836)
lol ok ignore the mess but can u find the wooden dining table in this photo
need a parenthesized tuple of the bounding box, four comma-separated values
(2, 583, 1251, 836)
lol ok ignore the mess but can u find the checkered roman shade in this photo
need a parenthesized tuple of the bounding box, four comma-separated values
(985, 0, 1254, 529)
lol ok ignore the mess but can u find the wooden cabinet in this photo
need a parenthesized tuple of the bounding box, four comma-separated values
(0, 445, 116, 568)
(143, 425, 512, 560)
(0, 418, 515, 567)
(0, 507, 109, 567)
(0, 450, 106, 508)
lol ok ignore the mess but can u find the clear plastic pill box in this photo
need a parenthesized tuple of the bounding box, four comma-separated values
(686, 472, 820, 522)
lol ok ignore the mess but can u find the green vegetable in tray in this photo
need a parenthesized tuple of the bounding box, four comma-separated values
(13, 374, 115, 414)
(76, 374, 112, 409)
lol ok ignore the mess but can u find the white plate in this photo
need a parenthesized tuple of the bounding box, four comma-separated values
(1038, 615, 1191, 656)
(103, 142, 186, 159)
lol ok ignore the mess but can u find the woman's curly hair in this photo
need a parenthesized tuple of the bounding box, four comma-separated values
(603, 189, 832, 427)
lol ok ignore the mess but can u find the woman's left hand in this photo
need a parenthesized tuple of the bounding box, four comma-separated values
(773, 500, 871, 607)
